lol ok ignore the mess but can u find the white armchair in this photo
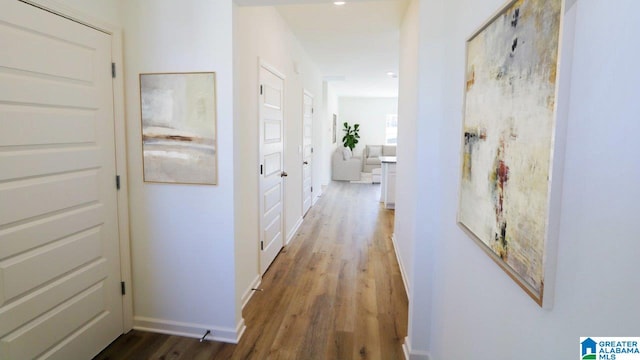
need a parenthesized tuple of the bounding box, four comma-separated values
(332, 147, 361, 181)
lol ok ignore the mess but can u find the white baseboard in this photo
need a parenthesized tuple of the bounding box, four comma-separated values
(403, 337, 431, 360)
(235, 318, 247, 343)
(391, 233, 410, 299)
(241, 274, 262, 310)
(133, 316, 244, 344)
(286, 216, 303, 245)
(403, 338, 410, 360)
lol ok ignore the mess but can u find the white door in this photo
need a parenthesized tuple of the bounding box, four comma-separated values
(0, 1, 123, 359)
(302, 92, 313, 216)
(259, 63, 286, 274)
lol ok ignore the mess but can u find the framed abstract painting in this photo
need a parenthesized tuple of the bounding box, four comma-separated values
(457, 0, 570, 307)
(139, 72, 218, 185)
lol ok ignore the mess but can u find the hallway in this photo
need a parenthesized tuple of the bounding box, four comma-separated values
(95, 182, 408, 359)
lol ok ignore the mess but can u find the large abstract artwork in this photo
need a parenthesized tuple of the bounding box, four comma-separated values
(458, 0, 562, 305)
(140, 72, 217, 185)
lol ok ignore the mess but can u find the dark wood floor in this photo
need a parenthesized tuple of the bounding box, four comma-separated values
(94, 182, 408, 360)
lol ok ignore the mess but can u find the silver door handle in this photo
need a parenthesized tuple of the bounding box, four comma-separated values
(280, 171, 288, 177)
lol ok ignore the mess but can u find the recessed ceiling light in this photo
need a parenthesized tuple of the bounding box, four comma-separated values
(334, 1, 346, 5)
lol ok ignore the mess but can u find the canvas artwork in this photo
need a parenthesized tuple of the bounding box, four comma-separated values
(140, 72, 217, 185)
(458, 0, 562, 303)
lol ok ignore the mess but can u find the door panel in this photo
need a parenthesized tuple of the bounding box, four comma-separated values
(264, 214, 282, 247)
(0, 260, 107, 337)
(0, 205, 103, 260)
(0, 107, 96, 146)
(264, 184, 282, 213)
(0, 148, 101, 181)
(259, 64, 285, 274)
(302, 92, 313, 215)
(264, 153, 282, 177)
(0, 0, 123, 358)
(1, 172, 99, 225)
(0, 284, 105, 360)
(264, 121, 282, 142)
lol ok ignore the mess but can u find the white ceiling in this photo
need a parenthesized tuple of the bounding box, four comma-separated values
(235, 0, 408, 98)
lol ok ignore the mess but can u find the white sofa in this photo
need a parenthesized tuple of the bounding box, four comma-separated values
(362, 145, 396, 173)
(332, 147, 361, 181)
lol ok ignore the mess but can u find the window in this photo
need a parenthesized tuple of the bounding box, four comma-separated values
(385, 114, 398, 145)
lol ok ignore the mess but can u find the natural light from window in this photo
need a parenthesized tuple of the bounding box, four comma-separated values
(385, 114, 398, 145)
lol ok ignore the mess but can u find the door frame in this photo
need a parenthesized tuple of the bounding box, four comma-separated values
(302, 90, 314, 216)
(257, 58, 286, 274)
(22, 0, 134, 331)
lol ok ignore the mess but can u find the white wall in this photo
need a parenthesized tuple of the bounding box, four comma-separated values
(394, 0, 418, 314)
(321, 82, 340, 187)
(338, 97, 398, 157)
(312, 83, 329, 204)
(399, 0, 446, 356)
(401, 0, 640, 358)
(233, 5, 326, 314)
(120, 0, 240, 342)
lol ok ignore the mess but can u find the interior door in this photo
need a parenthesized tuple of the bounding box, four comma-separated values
(302, 92, 313, 216)
(259, 63, 286, 274)
(0, 1, 123, 358)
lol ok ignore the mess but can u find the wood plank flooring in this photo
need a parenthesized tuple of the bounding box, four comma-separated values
(94, 182, 408, 360)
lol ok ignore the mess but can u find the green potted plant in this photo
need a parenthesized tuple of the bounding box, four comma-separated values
(342, 122, 360, 151)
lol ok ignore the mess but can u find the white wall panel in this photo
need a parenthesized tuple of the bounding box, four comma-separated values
(401, 0, 640, 358)
(120, 0, 239, 341)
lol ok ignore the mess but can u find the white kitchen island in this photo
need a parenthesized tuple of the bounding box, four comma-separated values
(379, 156, 397, 209)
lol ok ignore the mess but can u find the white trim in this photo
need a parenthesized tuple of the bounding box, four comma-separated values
(403, 337, 431, 360)
(241, 274, 262, 310)
(259, 58, 286, 81)
(402, 337, 410, 360)
(22, 0, 133, 332)
(402, 336, 411, 360)
(286, 216, 304, 245)
(235, 318, 247, 343)
(256, 58, 263, 275)
(133, 317, 245, 344)
(391, 234, 410, 299)
(410, 351, 431, 360)
(111, 26, 134, 334)
(312, 193, 321, 205)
